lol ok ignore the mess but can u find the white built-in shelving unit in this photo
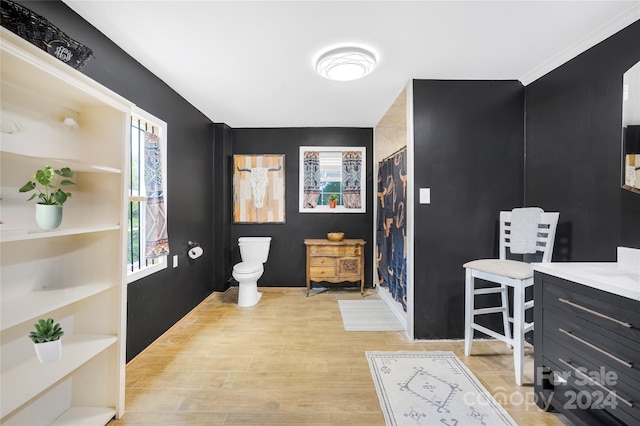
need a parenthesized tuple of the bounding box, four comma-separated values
(1, 28, 131, 425)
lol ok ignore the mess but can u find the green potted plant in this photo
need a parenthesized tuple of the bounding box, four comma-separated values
(328, 193, 339, 208)
(29, 318, 64, 363)
(19, 166, 75, 230)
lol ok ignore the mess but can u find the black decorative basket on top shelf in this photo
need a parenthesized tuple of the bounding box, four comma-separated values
(0, 0, 93, 70)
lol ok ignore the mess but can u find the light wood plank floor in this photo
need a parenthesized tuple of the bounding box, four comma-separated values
(110, 287, 569, 425)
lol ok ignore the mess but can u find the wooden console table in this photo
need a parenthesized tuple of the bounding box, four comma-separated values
(304, 239, 366, 296)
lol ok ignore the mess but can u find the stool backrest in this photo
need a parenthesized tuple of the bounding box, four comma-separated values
(499, 211, 559, 263)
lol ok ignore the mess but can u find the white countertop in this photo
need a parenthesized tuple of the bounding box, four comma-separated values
(532, 248, 640, 301)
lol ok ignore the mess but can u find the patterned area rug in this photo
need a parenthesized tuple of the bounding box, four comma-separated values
(366, 351, 517, 426)
(338, 299, 404, 331)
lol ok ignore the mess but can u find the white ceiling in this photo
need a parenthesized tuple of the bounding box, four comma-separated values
(63, 1, 639, 128)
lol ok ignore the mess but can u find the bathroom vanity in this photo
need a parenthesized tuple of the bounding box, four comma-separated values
(533, 248, 640, 425)
(304, 239, 366, 296)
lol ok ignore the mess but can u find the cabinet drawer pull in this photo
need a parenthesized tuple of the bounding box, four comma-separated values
(557, 358, 633, 408)
(558, 298, 633, 328)
(558, 328, 633, 368)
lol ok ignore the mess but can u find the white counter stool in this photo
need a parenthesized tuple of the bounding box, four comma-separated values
(463, 209, 559, 385)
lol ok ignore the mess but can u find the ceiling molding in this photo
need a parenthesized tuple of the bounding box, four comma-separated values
(519, 5, 640, 86)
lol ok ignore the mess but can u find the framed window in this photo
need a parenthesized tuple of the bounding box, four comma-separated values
(299, 146, 366, 213)
(127, 107, 169, 283)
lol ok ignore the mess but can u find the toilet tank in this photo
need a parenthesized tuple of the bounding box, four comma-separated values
(238, 237, 272, 263)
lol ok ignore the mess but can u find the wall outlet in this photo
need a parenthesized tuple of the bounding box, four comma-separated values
(173, 255, 178, 268)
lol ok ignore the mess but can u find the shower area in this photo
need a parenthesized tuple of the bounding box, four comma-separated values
(374, 85, 410, 330)
(377, 148, 407, 311)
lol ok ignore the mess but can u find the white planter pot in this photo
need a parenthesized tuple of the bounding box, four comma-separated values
(34, 340, 62, 363)
(35, 203, 63, 230)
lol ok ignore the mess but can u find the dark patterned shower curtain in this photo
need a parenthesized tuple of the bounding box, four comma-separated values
(376, 148, 407, 311)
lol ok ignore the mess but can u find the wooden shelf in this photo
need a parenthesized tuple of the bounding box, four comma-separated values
(0, 224, 119, 243)
(0, 29, 131, 112)
(1, 26, 128, 424)
(51, 406, 116, 425)
(0, 334, 117, 418)
(0, 151, 121, 175)
(1, 282, 114, 331)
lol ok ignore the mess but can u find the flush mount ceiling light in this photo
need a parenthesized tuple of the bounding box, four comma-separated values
(316, 47, 377, 81)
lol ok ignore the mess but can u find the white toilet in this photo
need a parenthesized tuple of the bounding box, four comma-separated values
(232, 237, 271, 307)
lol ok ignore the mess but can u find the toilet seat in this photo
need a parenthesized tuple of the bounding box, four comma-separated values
(233, 261, 263, 274)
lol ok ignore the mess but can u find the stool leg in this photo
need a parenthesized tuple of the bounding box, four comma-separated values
(513, 281, 524, 385)
(500, 284, 512, 348)
(464, 268, 473, 356)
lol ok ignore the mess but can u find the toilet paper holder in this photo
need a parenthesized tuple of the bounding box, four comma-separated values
(187, 241, 203, 260)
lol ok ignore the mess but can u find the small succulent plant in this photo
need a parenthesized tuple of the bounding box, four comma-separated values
(28, 318, 64, 343)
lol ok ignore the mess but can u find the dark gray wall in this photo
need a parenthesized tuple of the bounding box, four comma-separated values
(525, 20, 640, 261)
(230, 128, 374, 288)
(12, 1, 217, 360)
(212, 123, 234, 292)
(412, 80, 525, 339)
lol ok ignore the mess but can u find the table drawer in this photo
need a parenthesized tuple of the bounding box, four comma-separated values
(544, 323, 640, 390)
(542, 357, 636, 425)
(309, 266, 335, 278)
(543, 275, 640, 341)
(309, 256, 335, 267)
(309, 245, 361, 256)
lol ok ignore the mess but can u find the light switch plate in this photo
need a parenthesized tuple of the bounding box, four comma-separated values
(173, 255, 178, 268)
(419, 188, 431, 204)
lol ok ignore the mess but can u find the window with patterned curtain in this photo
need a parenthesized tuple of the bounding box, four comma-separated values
(127, 108, 169, 283)
(300, 146, 366, 213)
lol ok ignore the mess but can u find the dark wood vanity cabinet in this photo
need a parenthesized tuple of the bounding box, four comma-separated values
(534, 272, 640, 425)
